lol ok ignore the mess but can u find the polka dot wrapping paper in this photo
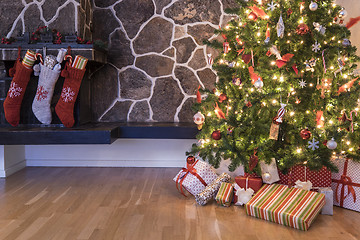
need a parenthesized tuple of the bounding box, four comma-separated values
(331, 157, 360, 212)
(173, 160, 218, 196)
(278, 166, 332, 188)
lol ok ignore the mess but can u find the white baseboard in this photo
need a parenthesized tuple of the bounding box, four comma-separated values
(25, 139, 196, 168)
(26, 159, 184, 168)
(0, 159, 26, 178)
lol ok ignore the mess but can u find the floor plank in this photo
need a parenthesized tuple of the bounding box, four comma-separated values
(0, 167, 359, 240)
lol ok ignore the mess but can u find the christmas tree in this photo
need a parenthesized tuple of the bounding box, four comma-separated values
(187, 0, 360, 174)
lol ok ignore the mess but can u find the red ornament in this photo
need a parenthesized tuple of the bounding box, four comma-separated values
(296, 23, 310, 35)
(246, 101, 252, 107)
(287, 8, 293, 16)
(211, 130, 221, 140)
(218, 93, 227, 103)
(300, 128, 311, 140)
(186, 155, 195, 164)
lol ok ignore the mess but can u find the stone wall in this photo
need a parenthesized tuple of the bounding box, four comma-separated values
(0, 0, 81, 39)
(91, 0, 241, 123)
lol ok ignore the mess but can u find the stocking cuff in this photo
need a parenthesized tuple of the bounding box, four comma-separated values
(61, 64, 86, 82)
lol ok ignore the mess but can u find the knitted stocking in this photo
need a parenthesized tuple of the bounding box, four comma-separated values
(32, 64, 61, 124)
(3, 60, 33, 126)
(55, 64, 85, 128)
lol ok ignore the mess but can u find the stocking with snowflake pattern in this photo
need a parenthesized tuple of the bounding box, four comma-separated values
(32, 54, 63, 124)
(3, 48, 40, 126)
(55, 55, 87, 128)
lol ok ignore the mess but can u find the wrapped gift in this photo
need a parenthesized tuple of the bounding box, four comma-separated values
(215, 182, 233, 207)
(319, 187, 333, 215)
(331, 158, 360, 212)
(245, 184, 325, 231)
(195, 173, 231, 205)
(260, 158, 280, 184)
(278, 165, 331, 188)
(174, 159, 218, 196)
(235, 175, 263, 193)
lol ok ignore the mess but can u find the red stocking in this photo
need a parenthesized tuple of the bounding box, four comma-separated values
(55, 63, 85, 128)
(3, 52, 33, 126)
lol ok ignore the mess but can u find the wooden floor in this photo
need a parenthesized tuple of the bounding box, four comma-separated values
(0, 167, 359, 240)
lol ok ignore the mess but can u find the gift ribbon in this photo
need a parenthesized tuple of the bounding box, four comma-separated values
(176, 159, 207, 197)
(332, 159, 360, 207)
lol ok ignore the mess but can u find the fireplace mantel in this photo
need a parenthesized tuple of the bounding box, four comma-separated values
(0, 44, 106, 63)
(0, 122, 198, 145)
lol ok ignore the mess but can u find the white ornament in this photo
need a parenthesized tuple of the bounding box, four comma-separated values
(277, 13, 285, 38)
(263, 172, 271, 181)
(309, 1, 318, 11)
(193, 112, 205, 125)
(267, 1, 277, 11)
(313, 22, 326, 35)
(327, 138, 337, 150)
(338, 8, 348, 19)
(299, 79, 307, 88)
(312, 41, 321, 53)
(308, 138, 320, 150)
(254, 78, 263, 89)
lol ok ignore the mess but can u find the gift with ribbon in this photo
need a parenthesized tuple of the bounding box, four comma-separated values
(234, 175, 263, 194)
(246, 184, 325, 231)
(331, 157, 360, 212)
(173, 157, 218, 196)
(278, 165, 332, 188)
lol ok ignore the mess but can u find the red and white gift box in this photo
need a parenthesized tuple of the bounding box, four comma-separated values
(278, 165, 332, 188)
(331, 158, 360, 212)
(174, 159, 218, 196)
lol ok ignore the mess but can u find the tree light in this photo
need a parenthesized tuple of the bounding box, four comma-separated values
(296, 148, 302, 153)
(290, 111, 295, 116)
(346, 141, 351, 145)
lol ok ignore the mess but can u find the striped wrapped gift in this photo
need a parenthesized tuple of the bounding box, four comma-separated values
(215, 182, 233, 207)
(22, 50, 37, 69)
(245, 184, 325, 231)
(72, 55, 88, 70)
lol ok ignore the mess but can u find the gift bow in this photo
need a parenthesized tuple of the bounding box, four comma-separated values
(249, 5, 268, 20)
(332, 159, 360, 207)
(233, 183, 254, 205)
(176, 159, 207, 197)
(294, 180, 313, 191)
(276, 53, 294, 68)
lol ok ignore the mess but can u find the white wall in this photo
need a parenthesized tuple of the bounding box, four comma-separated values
(0, 145, 26, 177)
(25, 139, 197, 168)
(336, 0, 360, 55)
